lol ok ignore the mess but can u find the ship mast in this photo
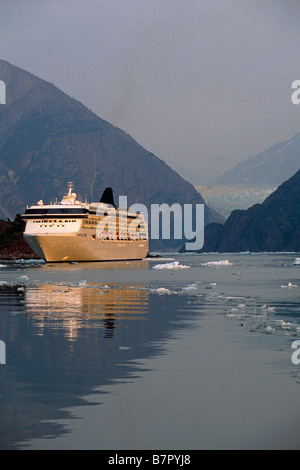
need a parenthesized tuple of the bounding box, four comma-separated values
(67, 181, 74, 197)
(61, 181, 77, 205)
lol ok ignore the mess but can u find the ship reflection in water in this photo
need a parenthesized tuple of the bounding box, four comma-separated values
(25, 283, 149, 340)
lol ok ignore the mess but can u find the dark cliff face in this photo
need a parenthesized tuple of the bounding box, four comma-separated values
(0, 59, 222, 250)
(199, 169, 300, 253)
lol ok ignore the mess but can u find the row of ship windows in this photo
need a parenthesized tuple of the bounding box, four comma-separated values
(85, 220, 144, 227)
(31, 220, 77, 223)
(31, 219, 144, 226)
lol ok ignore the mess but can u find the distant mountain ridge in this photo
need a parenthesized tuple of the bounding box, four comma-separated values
(216, 133, 300, 186)
(197, 169, 300, 253)
(0, 59, 222, 250)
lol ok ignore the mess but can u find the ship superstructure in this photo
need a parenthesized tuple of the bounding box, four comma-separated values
(22, 183, 148, 262)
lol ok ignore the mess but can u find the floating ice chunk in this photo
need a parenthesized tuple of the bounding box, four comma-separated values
(16, 275, 29, 281)
(260, 304, 276, 312)
(225, 313, 239, 319)
(224, 296, 247, 302)
(266, 306, 276, 312)
(279, 321, 298, 331)
(182, 284, 198, 292)
(156, 287, 172, 294)
(293, 258, 300, 265)
(264, 326, 274, 334)
(281, 282, 298, 288)
(150, 287, 173, 295)
(16, 259, 45, 264)
(201, 260, 233, 266)
(148, 257, 176, 262)
(152, 261, 190, 270)
(0, 264, 7, 268)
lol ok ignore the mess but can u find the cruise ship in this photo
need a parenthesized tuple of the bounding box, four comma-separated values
(22, 183, 149, 263)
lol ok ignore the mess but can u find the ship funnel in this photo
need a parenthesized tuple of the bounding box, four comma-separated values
(100, 187, 115, 206)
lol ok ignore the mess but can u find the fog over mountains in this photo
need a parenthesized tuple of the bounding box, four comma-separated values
(216, 133, 300, 187)
(0, 59, 224, 250)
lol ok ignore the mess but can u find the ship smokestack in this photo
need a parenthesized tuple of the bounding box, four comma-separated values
(100, 187, 115, 206)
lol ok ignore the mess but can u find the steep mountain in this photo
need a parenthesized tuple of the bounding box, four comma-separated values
(0, 59, 222, 250)
(198, 169, 300, 253)
(216, 133, 300, 187)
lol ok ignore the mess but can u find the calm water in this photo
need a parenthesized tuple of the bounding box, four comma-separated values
(0, 252, 300, 450)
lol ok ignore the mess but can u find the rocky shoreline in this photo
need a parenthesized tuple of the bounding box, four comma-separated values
(0, 217, 39, 260)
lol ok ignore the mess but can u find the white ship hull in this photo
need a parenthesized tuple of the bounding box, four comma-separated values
(24, 234, 148, 263)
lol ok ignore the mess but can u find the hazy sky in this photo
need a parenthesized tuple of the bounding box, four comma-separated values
(1, 0, 300, 180)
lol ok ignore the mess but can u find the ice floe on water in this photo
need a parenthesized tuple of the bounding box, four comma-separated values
(147, 257, 176, 262)
(16, 259, 45, 264)
(260, 304, 276, 312)
(182, 283, 198, 293)
(201, 260, 233, 266)
(149, 287, 173, 295)
(216, 294, 300, 337)
(152, 261, 190, 270)
(149, 283, 202, 296)
(281, 282, 298, 288)
(147, 281, 300, 338)
(16, 275, 29, 281)
(264, 326, 275, 335)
